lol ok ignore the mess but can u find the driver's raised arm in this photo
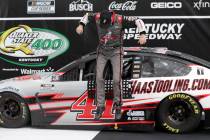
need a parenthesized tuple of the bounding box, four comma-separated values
(76, 13, 96, 35)
(122, 16, 147, 45)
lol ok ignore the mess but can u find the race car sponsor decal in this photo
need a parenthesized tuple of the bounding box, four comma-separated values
(70, 91, 153, 121)
(131, 78, 210, 94)
(0, 25, 70, 66)
(0, 86, 20, 93)
(2, 67, 55, 75)
(126, 110, 145, 121)
(71, 91, 114, 120)
(19, 67, 54, 75)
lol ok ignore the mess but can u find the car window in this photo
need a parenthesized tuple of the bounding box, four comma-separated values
(83, 60, 96, 81)
(82, 55, 135, 81)
(82, 60, 114, 81)
(59, 65, 80, 81)
(141, 56, 191, 78)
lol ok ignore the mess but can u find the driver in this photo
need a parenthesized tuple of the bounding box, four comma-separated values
(76, 10, 147, 120)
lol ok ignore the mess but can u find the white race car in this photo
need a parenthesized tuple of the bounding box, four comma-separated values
(0, 47, 210, 133)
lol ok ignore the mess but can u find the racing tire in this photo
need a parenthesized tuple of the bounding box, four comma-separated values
(0, 92, 30, 128)
(156, 93, 202, 133)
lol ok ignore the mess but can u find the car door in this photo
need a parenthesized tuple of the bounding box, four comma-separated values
(37, 62, 89, 125)
(51, 63, 87, 98)
(130, 54, 192, 101)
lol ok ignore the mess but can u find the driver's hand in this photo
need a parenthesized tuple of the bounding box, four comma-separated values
(76, 25, 84, 35)
(138, 34, 147, 45)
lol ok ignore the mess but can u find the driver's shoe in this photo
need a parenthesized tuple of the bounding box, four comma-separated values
(95, 106, 105, 120)
(115, 108, 122, 120)
(113, 102, 122, 120)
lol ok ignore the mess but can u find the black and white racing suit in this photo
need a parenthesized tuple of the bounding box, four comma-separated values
(79, 13, 146, 107)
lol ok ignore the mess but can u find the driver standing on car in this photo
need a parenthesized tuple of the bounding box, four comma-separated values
(76, 10, 147, 120)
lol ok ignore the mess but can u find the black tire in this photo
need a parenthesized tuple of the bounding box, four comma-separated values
(157, 93, 202, 133)
(0, 92, 30, 128)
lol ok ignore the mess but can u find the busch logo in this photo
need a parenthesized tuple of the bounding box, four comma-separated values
(69, 0, 93, 11)
(194, 0, 210, 10)
(151, 2, 182, 9)
(108, 1, 138, 11)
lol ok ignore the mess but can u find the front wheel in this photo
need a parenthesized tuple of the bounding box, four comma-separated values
(157, 93, 202, 133)
(0, 92, 30, 128)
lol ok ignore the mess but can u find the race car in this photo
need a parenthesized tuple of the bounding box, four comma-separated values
(1, 47, 210, 133)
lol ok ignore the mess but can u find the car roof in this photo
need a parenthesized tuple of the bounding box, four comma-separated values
(125, 47, 210, 68)
(57, 47, 210, 72)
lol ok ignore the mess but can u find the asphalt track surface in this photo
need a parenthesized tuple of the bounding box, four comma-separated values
(0, 127, 99, 140)
(1, 127, 210, 140)
(93, 129, 210, 140)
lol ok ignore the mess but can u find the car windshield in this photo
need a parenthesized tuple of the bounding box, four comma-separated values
(56, 61, 77, 73)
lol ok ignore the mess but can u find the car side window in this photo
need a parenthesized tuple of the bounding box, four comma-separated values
(83, 60, 96, 81)
(82, 56, 135, 81)
(82, 60, 114, 81)
(141, 56, 191, 78)
(59, 65, 80, 81)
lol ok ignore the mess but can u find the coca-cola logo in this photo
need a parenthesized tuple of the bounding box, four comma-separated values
(108, 1, 138, 11)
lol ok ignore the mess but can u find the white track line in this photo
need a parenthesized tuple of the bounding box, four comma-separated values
(0, 127, 100, 140)
(0, 16, 210, 20)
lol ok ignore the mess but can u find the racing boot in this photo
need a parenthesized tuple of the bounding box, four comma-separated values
(113, 102, 122, 120)
(95, 106, 105, 120)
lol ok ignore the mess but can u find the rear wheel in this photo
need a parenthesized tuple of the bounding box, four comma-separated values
(157, 93, 202, 133)
(0, 92, 30, 128)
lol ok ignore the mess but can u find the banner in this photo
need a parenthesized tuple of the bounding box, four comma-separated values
(0, 0, 210, 79)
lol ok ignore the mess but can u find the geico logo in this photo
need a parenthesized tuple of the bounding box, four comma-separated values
(151, 2, 182, 9)
(69, 4, 93, 11)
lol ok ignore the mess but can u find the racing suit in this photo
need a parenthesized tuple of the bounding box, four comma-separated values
(79, 13, 146, 119)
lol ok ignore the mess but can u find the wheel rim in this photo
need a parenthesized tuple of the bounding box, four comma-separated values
(1, 98, 21, 120)
(168, 100, 193, 124)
